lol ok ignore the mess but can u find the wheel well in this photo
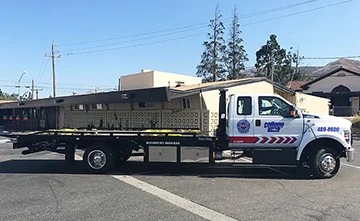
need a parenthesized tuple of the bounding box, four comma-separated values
(300, 138, 345, 161)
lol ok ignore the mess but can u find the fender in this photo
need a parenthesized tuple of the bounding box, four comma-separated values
(296, 127, 348, 161)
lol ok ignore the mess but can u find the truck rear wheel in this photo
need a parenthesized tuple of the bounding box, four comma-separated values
(83, 145, 115, 174)
(310, 148, 340, 179)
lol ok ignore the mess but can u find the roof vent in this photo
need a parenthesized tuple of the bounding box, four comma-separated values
(55, 99, 64, 104)
(175, 81, 185, 87)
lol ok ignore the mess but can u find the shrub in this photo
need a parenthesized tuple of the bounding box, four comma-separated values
(351, 114, 360, 133)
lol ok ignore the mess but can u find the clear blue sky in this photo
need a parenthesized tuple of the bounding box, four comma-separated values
(0, 0, 359, 97)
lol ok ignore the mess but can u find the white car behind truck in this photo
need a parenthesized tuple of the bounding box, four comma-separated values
(2, 89, 355, 178)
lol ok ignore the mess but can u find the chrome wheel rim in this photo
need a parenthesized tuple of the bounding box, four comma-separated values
(88, 150, 107, 169)
(319, 153, 336, 174)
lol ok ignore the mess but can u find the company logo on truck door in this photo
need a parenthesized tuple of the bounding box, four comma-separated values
(264, 121, 284, 132)
(237, 119, 250, 133)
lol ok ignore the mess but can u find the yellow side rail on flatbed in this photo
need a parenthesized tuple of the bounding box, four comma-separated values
(19, 128, 203, 137)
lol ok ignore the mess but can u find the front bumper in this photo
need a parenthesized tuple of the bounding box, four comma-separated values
(346, 147, 355, 162)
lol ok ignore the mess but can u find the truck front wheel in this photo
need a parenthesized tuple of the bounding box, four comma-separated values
(83, 145, 115, 174)
(310, 148, 340, 179)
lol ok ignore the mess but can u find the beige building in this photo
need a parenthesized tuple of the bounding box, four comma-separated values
(0, 69, 329, 134)
(119, 69, 202, 90)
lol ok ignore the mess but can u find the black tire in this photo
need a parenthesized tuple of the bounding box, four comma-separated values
(310, 148, 340, 179)
(83, 145, 115, 174)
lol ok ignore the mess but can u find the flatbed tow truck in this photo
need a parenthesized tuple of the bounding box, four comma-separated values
(1, 90, 355, 178)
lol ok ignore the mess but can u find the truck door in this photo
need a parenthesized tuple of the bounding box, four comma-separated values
(253, 96, 302, 148)
(228, 95, 256, 149)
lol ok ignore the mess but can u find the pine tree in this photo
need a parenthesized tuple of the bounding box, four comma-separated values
(224, 6, 248, 80)
(255, 34, 288, 85)
(196, 4, 226, 82)
(255, 34, 307, 86)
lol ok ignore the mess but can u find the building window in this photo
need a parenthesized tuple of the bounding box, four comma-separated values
(74, 104, 84, 110)
(181, 98, 191, 109)
(237, 97, 252, 115)
(91, 104, 103, 110)
(138, 102, 154, 109)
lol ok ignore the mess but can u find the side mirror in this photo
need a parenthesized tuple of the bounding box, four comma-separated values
(289, 106, 299, 118)
(290, 110, 296, 117)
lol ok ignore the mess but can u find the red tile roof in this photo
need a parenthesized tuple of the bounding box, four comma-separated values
(286, 80, 309, 91)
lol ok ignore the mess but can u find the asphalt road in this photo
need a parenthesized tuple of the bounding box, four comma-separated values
(0, 141, 359, 221)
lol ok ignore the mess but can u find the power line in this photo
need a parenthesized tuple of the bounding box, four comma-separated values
(36, 58, 50, 84)
(37, 82, 117, 88)
(60, 0, 322, 54)
(62, 0, 353, 56)
(45, 57, 62, 85)
(59, 26, 210, 53)
(302, 55, 360, 60)
(58, 23, 212, 47)
(241, 0, 354, 27)
(0, 78, 117, 89)
(63, 33, 205, 56)
(57, 0, 321, 48)
(237, 0, 322, 19)
(34, 55, 46, 84)
(0, 84, 113, 91)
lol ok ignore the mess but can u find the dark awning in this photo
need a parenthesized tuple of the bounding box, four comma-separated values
(0, 87, 170, 109)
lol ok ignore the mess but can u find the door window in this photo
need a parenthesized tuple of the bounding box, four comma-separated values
(258, 96, 292, 117)
(237, 97, 252, 115)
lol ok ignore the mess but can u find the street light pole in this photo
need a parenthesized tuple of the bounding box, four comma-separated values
(17, 70, 26, 100)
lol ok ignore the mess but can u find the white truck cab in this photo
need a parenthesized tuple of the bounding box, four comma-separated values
(225, 93, 355, 178)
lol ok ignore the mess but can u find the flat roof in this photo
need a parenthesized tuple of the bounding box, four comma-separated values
(0, 77, 295, 110)
(0, 87, 170, 109)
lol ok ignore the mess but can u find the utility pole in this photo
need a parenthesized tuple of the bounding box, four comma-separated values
(270, 49, 274, 83)
(35, 88, 43, 99)
(31, 79, 34, 100)
(45, 41, 61, 98)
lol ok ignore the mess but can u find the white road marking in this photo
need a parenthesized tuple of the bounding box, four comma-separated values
(74, 153, 82, 161)
(0, 139, 10, 144)
(112, 175, 238, 221)
(341, 163, 360, 170)
(75, 152, 238, 221)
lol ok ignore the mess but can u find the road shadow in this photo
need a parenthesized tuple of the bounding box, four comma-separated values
(0, 159, 315, 180)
